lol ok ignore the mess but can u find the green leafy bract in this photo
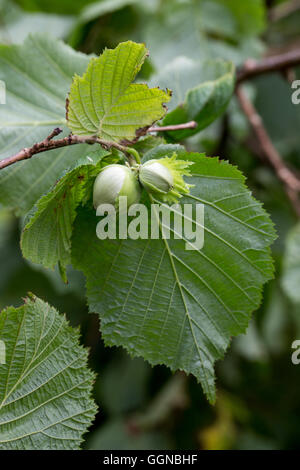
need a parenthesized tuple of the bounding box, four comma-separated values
(66, 41, 171, 143)
(21, 148, 111, 279)
(0, 295, 97, 450)
(72, 145, 276, 403)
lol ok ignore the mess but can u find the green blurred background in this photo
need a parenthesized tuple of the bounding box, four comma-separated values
(1, 0, 300, 450)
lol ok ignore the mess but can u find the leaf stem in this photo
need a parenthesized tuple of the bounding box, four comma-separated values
(0, 122, 197, 171)
(126, 147, 141, 165)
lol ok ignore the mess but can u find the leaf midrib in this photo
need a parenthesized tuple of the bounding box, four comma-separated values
(149, 195, 212, 398)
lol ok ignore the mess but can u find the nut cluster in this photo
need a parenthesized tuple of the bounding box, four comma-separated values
(93, 154, 193, 212)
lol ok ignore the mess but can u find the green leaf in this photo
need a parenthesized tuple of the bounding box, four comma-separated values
(14, 0, 94, 15)
(0, 295, 97, 450)
(79, 0, 139, 23)
(140, 0, 264, 71)
(72, 145, 276, 403)
(0, 33, 92, 215)
(281, 223, 300, 304)
(0, 1, 75, 44)
(21, 148, 111, 275)
(151, 58, 235, 140)
(214, 0, 266, 37)
(66, 41, 171, 143)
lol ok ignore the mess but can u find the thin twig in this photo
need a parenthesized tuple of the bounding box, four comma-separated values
(0, 121, 198, 170)
(269, 0, 300, 22)
(2, 45, 300, 171)
(236, 49, 300, 84)
(236, 87, 300, 217)
(0, 129, 134, 170)
(148, 121, 197, 132)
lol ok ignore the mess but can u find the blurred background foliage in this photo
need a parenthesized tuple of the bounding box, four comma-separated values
(0, 0, 300, 450)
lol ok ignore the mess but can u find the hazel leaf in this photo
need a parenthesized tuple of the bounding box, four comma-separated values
(66, 41, 171, 144)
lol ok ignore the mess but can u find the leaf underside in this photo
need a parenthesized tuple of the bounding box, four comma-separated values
(72, 145, 276, 403)
(0, 295, 97, 450)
